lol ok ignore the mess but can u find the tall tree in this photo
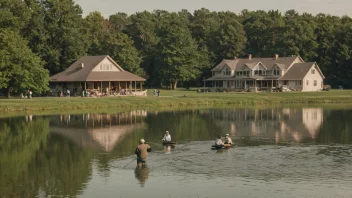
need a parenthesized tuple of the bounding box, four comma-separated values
(100, 31, 144, 75)
(85, 11, 109, 55)
(156, 23, 205, 89)
(0, 29, 49, 97)
(42, 0, 89, 75)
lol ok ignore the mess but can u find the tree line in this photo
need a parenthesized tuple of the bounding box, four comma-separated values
(1, 0, 352, 96)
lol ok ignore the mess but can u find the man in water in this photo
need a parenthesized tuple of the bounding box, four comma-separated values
(135, 139, 151, 166)
(215, 135, 224, 148)
(162, 130, 172, 143)
(224, 134, 233, 146)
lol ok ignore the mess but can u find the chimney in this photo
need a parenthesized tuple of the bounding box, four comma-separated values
(248, 54, 252, 60)
(274, 54, 279, 60)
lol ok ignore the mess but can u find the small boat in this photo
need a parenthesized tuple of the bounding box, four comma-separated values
(162, 141, 177, 145)
(211, 144, 233, 150)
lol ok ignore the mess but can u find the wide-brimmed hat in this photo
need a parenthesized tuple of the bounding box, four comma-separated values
(140, 139, 145, 143)
(225, 134, 229, 136)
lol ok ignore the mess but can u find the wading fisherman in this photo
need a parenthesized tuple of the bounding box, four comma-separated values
(224, 134, 233, 146)
(162, 130, 172, 143)
(214, 135, 224, 148)
(135, 139, 151, 166)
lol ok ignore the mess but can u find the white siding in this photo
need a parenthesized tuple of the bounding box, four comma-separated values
(302, 65, 324, 92)
(92, 57, 122, 72)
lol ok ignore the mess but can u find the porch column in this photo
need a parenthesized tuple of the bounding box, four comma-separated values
(84, 82, 86, 90)
(118, 81, 120, 91)
(108, 81, 111, 95)
(135, 81, 137, 92)
(130, 81, 132, 92)
(140, 82, 142, 91)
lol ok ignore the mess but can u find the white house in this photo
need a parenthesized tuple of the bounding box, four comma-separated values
(206, 54, 325, 92)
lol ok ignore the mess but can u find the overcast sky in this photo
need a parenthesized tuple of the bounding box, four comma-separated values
(74, 0, 351, 17)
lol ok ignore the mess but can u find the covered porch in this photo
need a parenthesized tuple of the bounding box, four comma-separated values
(51, 80, 145, 97)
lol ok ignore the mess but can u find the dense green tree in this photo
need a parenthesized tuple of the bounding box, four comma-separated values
(85, 11, 108, 55)
(41, 0, 89, 75)
(101, 31, 144, 75)
(156, 23, 205, 89)
(0, 29, 49, 97)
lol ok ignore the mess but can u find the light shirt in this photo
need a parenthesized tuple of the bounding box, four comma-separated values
(215, 138, 224, 146)
(162, 134, 171, 142)
(225, 137, 232, 144)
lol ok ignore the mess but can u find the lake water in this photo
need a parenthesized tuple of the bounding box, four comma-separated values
(1, 108, 352, 198)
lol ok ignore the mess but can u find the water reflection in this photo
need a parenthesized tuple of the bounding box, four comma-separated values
(1, 108, 352, 197)
(134, 165, 149, 187)
(163, 145, 173, 154)
(200, 108, 325, 144)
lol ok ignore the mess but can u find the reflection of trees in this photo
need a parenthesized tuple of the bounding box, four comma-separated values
(33, 133, 94, 196)
(317, 110, 352, 144)
(144, 110, 223, 143)
(0, 117, 50, 197)
(0, 117, 94, 197)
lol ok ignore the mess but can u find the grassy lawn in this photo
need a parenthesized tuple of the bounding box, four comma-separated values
(0, 88, 352, 113)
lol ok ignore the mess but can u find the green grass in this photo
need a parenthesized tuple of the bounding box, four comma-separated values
(1, 88, 352, 113)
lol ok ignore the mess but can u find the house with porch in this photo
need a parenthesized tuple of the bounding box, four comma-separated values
(206, 54, 325, 92)
(50, 55, 146, 96)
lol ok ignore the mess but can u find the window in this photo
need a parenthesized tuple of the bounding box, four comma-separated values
(223, 68, 230, 75)
(311, 69, 315, 74)
(273, 68, 280, 76)
(314, 80, 317, 86)
(306, 80, 309, 86)
(296, 80, 302, 86)
(100, 64, 113, 71)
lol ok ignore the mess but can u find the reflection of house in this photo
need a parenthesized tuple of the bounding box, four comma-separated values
(88, 125, 141, 152)
(206, 54, 325, 92)
(200, 108, 324, 143)
(50, 112, 147, 152)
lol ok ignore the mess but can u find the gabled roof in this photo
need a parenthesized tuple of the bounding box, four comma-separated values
(274, 63, 286, 70)
(50, 55, 146, 82)
(279, 62, 317, 80)
(211, 59, 239, 71)
(211, 56, 300, 72)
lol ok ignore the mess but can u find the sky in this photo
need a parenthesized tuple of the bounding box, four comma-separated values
(74, 0, 352, 17)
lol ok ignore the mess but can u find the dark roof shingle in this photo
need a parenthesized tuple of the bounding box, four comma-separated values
(50, 55, 146, 82)
(279, 62, 315, 80)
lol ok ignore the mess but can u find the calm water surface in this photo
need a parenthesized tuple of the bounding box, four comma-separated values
(1, 108, 352, 198)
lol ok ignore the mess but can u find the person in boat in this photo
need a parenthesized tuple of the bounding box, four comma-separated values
(135, 139, 151, 166)
(224, 134, 233, 146)
(162, 130, 172, 143)
(214, 135, 224, 148)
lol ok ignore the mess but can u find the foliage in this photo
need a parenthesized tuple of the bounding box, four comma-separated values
(0, 29, 49, 96)
(2, 1, 352, 91)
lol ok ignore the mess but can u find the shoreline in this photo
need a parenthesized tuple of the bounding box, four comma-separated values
(1, 89, 352, 114)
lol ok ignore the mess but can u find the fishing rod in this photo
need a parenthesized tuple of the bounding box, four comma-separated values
(123, 158, 136, 168)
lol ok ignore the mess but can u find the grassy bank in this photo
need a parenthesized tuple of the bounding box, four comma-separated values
(1, 89, 352, 113)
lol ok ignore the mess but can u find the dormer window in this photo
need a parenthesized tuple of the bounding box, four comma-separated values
(273, 67, 280, 75)
(223, 68, 230, 75)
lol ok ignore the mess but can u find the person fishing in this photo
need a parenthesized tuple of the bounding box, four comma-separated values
(162, 130, 172, 143)
(224, 134, 233, 146)
(214, 135, 224, 148)
(135, 139, 151, 166)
